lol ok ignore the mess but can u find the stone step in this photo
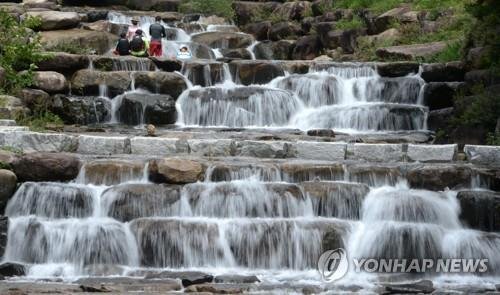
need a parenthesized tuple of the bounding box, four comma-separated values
(0, 120, 17, 126)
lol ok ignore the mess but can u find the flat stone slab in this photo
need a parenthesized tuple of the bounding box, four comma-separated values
(130, 137, 178, 156)
(0, 131, 78, 153)
(188, 139, 234, 157)
(347, 143, 403, 162)
(0, 126, 29, 132)
(376, 41, 447, 60)
(464, 145, 500, 167)
(407, 144, 457, 162)
(0, 120, 16, 126)
(77, 135, 129, 155)
(295, 141, 346, 161)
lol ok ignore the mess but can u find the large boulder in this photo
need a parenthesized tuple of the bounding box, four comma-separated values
(81, 20, 128, 36)
(457, 190, 500, 232)
(0, 169, 16, 212)
(0, 95, 29, 120)
(133, 72, 187, 98)
(40, 29, 118, 55)
(126, 0, 180, 11)
(292, 35, 321, 60)
(23, 0, 59, 10)
(233, 1, 281, 26)
(191, 31, 254, 49)
(25, 11, 80, 31)
(71, 70, 131, 97)
(220, 48, 253, 60)
(33, 71, 68, 94)
(182, 61, 225, 87)
(254, 40, 295, 60)
(243, 21, 271, 41)
(117, 92, 176, 126)
(374, 6, 411, 33)
(36, 52, 89, 76)
(376, 62, 419, 77)
(18, 88, 50, 110)
(12, 152, 81, 182)
(148, 158, 204, 184)
(421, 62, 466, 82)
(229, 60, 284, 85)
(273, 1, 312, 21)
(0, 262, 26, 277)
(269, 21, 301, 41)
(49, 95, 111, 125)
(320, 28, 366, 53)
(376, 42, 447, 60)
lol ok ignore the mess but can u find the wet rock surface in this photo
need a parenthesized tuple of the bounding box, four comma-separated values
(12, 152, 81, 182)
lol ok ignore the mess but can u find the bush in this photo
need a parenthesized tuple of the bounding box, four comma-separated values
(179, 0, 235, 20)
(0, 10, 46, 95)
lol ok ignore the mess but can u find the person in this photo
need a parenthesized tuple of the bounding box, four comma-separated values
(114, 33, 130, 56)
(127, 18, 139, 40)
(176, 45, 192, 60)
(130, 29, 149, 57)
(149, 16, 166, 57)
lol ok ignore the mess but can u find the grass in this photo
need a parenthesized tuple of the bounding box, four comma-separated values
(179, 0, 235, 20)
(422, 40, 463, 62)
(16, 111, 63, 132)
(335, 15, 365, 30)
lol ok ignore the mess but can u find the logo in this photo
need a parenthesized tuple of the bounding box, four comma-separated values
(317, 248, 349, 282)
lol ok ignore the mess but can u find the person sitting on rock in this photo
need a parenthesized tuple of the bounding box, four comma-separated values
(127, 18, 140, 40)
(130, 30, 149, 57)
(114, 33, 130, 56)
(149, 16, 166, 57)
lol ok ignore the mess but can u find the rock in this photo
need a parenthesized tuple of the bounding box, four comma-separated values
(421, 62, 466, 82)
(85, 10, 109, 22)
(77, 135, 129, 155)
(0, 169, 17, 211)
(273, 1, 312, 21)
(0, 216, 7, 258)
(182, 61, 225, 87)
(243, 21, 271, 41)
(78, 160, 144, 185)
(149, 57, 182, 72)
(269, 21, 301, 41)
(295, 141, 346, 161)
(376, 62, 419, 77)
(423, 82, 465, 111)
(191, 31, 254, 49)
(71, 70, 131, 97)
(384, 279, 435, 294)
(117, 92, 176, 126)
(363, 28, 400, 45)
(457, 190, 500, 232)
(230, 60, 284, 85)
(254, 40, 295, 60)
(32, 71, 68, 94)
(0, 262, 26, 277)
(311, 0, 335, 16)
(0, 131, 78, 153)
(307, 129, 335, 137)
(40, 29, 118, 55)
(18, 88, 50, 109)
(81, 20, 127, 36)
(376, 42, 447, 60)
(465, 69, 500, 87)
(292, 35, 321, 60)
(220, 48, 253, 60)
(148, 158, 204, 184)
(214, 275, 260, 284)
(464, 145, 500, 167)
(233, 1, 280, 27)
(133, 72, 187, 98)
(36, 52, 89, 76)
(236, 141, 293, 158)
(49, 95, 111, 125)
(466, 47, 489, 69)
(185, 284, 246, 294)
(347, 144, 403, 162)
(126, 0, 180, 11)
(130, 137, 178, 155)
(12, 152, 81, 182)
(407, 144, 457, 162)
(188, 139, 233, 157)
(374, 6, 411, 33)
(23, 0, 59, 10)
(406, 165, 474, 190)
(0, 67, 5, 88)
(321, 28, 367, 53)
(25, 11, 80, 31)
(0, 95, 29, 120)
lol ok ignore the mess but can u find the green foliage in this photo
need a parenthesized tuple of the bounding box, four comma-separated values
(355, 36, 397, 61)
(335, 15, 365, 30)
(49, 42, 94, 55)
(15, 93, 63, 131)
(179, 0, 235, 20)
(421, 40, 463, 63)
(332, 0, 466, 13)
(452, 85, 500, 132)
(0, 10, 46, 95)
(486, 133, 500, 146)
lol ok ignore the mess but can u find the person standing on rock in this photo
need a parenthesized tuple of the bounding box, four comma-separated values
(149, 16, 166, 57)
(130, 30, 149, 57)
(127, 18, 140, 40)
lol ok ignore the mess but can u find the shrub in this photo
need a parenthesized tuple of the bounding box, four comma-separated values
(179, 0, 235, 20)
(0, 10, 46, 95)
